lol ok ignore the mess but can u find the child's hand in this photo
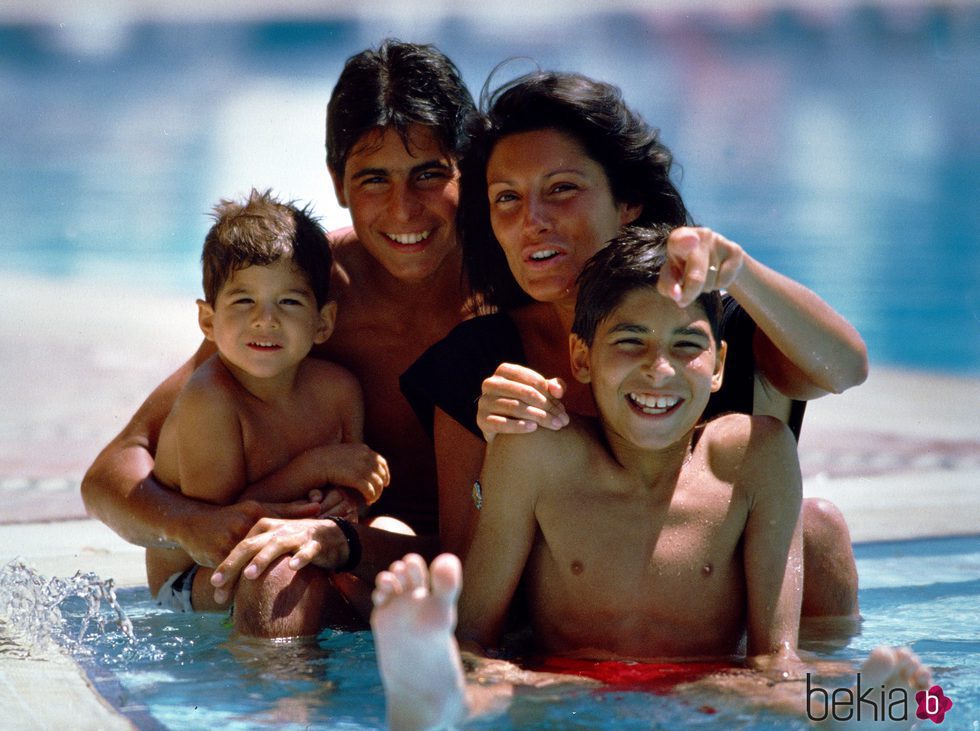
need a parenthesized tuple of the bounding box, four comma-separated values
(318, 443, 390, 505)
(308, 487, 363, 522)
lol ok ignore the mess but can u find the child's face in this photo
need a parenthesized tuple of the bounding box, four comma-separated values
(198, 258, 335, 381)
(570, 287, 725, 451)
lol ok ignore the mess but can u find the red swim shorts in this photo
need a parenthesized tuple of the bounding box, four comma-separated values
(528, 656, 738, 693)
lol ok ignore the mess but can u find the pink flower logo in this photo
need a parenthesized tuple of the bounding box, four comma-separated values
(916, 685, 953, 724)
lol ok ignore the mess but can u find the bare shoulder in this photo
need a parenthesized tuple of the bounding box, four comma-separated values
(302, 356, 359, 384)
(300, 357, 363, 402)
(318, 227, 353, 311)
(327, 227, 358, 288)
(700, 414, 799, 484)
(177, 355, 241, 413)
(487, 416, 599, 488)
(327, 225, 358, 257)
(156, 357, 241, 480)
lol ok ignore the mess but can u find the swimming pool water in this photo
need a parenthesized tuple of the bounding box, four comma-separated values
(70, 534, 979, 730)
(2, 5, 978, 374)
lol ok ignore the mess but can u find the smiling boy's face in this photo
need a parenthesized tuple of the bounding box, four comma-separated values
(199, 258, 335, 382)
(570, 286, 725, 451)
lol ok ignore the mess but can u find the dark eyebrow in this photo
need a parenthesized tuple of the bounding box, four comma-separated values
(350, 159, 451, 181)
(410, 160, 453, 176)
(350, 167, 388, 181)
(608, 323, 649, 335)
(607, 323, 711, 339)
(488, 166, 587, 187)
(544, 167, 589, 178)
(222, 286, 312, 297)
(675, 325, 712, 340)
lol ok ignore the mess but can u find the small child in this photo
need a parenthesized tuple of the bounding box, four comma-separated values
(370, 226, 931, 729)
(147, 189, 389, 619)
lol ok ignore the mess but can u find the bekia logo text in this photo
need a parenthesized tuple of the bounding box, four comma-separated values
(806, 673, 952, 724)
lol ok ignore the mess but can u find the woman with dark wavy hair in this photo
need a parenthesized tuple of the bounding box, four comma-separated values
(403, 69, 868, 619)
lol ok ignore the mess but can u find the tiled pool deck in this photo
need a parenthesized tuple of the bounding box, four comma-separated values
(1, 271, 979, 728)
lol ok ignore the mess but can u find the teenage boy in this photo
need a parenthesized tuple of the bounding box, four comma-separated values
(370, 228, 931, 729)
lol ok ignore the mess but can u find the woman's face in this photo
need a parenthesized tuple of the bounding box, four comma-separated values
(486, 129, 640, 308)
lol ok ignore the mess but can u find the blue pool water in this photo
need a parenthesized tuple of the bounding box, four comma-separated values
(1, 5, 978, 374)
(61, 535, 978, 730)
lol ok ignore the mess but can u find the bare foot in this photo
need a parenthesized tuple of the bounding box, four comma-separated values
(371, 553, 467, 731)
(819, 646, 934, 729)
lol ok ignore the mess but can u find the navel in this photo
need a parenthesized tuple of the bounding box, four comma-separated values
(701, 562, 713, 576)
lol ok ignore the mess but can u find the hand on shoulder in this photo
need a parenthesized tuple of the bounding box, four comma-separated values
(486, 415, 595, 488)
(478, 362, 569, 443)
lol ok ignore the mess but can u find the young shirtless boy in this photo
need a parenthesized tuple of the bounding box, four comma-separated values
(148, 189, 389, 637)
(370, 227, 932, 729)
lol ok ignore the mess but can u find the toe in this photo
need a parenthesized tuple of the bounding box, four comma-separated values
(403, 553, 429, 593)
(430, 553, 463, 604)
(372, 570, 400, 607)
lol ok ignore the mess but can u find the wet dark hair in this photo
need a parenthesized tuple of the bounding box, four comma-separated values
(201, 189, 331, 308)
(326, 39, 476, 179)
(572, 225, 721, 346)
(460, 70, 692, 312)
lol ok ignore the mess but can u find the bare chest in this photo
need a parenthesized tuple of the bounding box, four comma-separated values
(320, 303, 463, 518)
(527, 483, 750, 655)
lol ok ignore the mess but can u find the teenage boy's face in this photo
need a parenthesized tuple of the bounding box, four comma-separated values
(332, 124, 460, 284)
(570, 287, 725, 451)
(198, 258, 335, 381)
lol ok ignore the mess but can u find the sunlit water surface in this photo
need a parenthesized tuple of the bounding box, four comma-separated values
(2, 536, 977, 729)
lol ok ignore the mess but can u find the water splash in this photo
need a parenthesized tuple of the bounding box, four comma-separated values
(0, 559, 135, 658)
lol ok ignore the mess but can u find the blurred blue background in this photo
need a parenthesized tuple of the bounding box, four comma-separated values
(1, 2, 977, 373)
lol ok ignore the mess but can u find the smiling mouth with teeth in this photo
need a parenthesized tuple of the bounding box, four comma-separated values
(385, 230, 431, 245)
(528, 249, 561, 261)
(248, 342, 282, 350)
(628, 393, 681, 415)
